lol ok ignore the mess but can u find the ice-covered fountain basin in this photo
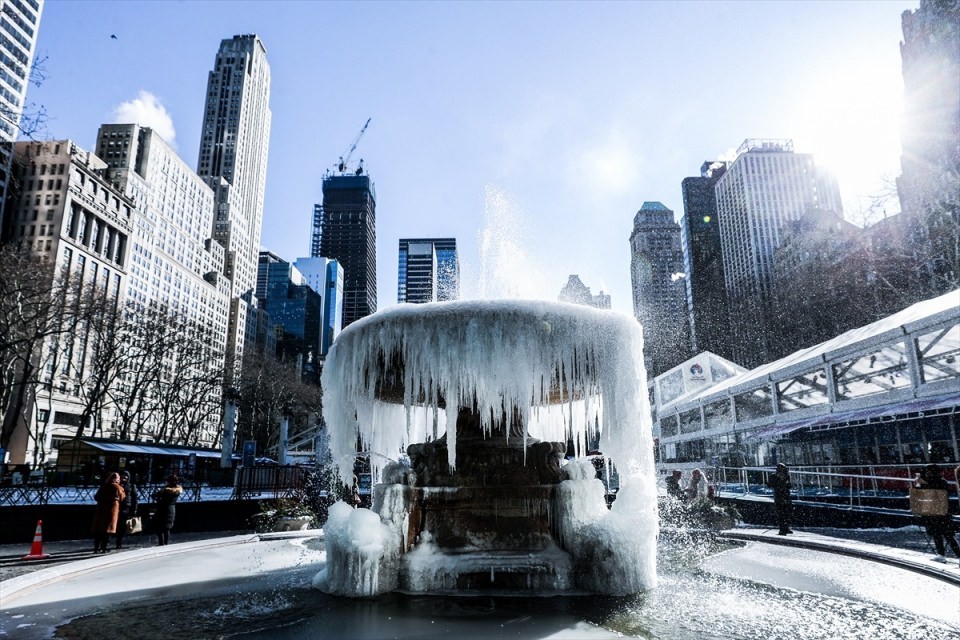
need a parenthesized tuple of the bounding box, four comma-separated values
(318, 300, 659, 597)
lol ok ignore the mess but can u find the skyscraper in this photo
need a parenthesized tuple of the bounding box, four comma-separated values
(397, 238, 459, 304)
(680, 161, 731, 360)
(715, 139, 842, 366)
(0, 0, 44, 228)
(294, 256, 344, 358)
(629, 201, 690, 377)
(897, 0, 960, 220)
(313, 174, 377, 327)
(257, 251, 323, 381)
(196, 35, 272, 372)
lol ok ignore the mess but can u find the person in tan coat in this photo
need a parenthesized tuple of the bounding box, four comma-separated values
(91, 472, 125, 553)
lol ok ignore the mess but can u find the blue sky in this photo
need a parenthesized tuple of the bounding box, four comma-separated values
(27, 0, 915, 314)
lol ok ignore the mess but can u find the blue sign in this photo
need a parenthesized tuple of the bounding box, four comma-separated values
(242, 441, 256, 467)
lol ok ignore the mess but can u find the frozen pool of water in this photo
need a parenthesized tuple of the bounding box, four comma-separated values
(2, 535, 957, 639)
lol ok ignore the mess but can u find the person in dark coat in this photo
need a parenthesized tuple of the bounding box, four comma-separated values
(685, 468, 708, 500)
(665, 470, 683, 499)
(91, 472, 125, 553)
(115, 470, 139, 549)
(914, 464, 960, 563)
(766, 463, 793, 535)
(152, 474, 183, 546)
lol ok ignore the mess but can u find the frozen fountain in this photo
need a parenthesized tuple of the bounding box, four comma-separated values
(6, 187, 956, 639)
(315, 299, 658, 597)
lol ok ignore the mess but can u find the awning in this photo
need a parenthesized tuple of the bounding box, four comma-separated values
(65, 438, 238, 460)
(746, 416, 825, 441)
(745, 391, 960, 441)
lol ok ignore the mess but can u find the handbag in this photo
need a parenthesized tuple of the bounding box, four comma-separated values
(909, 486, 948, 516)
(126, 515, 143, 534)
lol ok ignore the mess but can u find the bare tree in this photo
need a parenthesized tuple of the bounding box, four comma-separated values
(63, 282, 128, 439)
(103, 302, 225, 447)
(862, 168, 960, 312)
(107, 304, 173, 441)
(236, 351, 320, 458)
(0, 245, 80, 460)
(162, 320, 224, 446)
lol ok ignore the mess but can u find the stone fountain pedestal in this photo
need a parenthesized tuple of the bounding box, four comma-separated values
(372, 407, 576, 593)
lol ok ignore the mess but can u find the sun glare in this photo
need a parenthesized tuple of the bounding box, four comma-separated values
(792, 58, 904, 223)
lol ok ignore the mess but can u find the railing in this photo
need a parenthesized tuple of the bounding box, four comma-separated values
(232, 466, 309, 500)
(0, 480, 232, 507)
(711, 464, 959, 511)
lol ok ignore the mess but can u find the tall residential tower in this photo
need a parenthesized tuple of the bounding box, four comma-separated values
(0, 0, 44, 228)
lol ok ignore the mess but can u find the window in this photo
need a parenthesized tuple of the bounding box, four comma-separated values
(776, 369, 829, 412)
(833, 343, 911, 400)
(735, 387, 773, 421)
(679, 408, 701, 434)
(916, 322, 960, 384)
(704, 399, 732, 430)
(660, 414, 679, 438)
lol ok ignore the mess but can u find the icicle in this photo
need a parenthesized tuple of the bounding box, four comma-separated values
(322, 301, 652, 483)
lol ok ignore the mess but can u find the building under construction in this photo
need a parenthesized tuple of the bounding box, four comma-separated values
(311, 174, 377, 328)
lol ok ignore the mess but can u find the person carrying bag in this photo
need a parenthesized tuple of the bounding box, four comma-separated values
(912, 464, 960, 564)
(116, 470, 139, 549)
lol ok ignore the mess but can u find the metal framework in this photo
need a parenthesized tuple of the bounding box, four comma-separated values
(657, 291, 960, 466)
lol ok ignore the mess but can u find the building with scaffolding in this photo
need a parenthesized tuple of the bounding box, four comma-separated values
(312, 175, 376, 328)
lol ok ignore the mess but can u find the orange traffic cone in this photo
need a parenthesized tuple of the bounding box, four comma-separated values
(22, 519, 50, 560)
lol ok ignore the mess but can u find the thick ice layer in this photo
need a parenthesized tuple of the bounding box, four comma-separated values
(312, 501, 401, 597)
(554, 460, 659, 594)
(321, 300, 653, 482)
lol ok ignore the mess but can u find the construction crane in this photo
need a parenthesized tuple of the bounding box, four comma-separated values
(337, 117, 371, 175)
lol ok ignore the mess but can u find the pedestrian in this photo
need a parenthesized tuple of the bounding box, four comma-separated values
(348, 474, 362, 508)
(685, 468, 708, 501)
(115, 470, 139, 549)
(91, 472, 125, 553)
(914, 464, 960, 563)
(151, 474, 183, 546)
(766, 463, 793, 535)
(665, 470, 684, 499)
